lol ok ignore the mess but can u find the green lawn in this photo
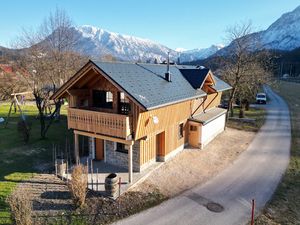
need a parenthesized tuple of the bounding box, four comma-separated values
(0, 102, 71, 224)
(227, 107, 266, 132)
(256, 81, 300, 224)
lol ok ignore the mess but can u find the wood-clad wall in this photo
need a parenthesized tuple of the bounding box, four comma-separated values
(136, 101, 191, 140)
(140, 135, 156, 165)
(164, 123, 185, 155)
(190, 97, 204, 116)
(203, 92, 222, 110)
(137, 91, 223, 165)
(136, 101, 190, 165)
(131, 104, 143, 136)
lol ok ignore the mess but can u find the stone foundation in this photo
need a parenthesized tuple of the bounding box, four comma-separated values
(105, 141, 141, 172)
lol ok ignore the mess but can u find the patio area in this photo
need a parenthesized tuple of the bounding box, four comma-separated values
(61, 157, 163, 198)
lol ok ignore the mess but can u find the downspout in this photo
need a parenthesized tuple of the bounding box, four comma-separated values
(203, 86, 219, 113)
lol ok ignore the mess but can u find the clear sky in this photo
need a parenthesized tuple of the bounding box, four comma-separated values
(0, 0, 299, 50)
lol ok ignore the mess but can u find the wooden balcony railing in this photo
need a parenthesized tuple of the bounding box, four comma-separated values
(68, 108, 131, 139)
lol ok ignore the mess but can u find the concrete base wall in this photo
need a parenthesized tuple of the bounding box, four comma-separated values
(157, 144, 185, 162)
(200, 113, 226, 149)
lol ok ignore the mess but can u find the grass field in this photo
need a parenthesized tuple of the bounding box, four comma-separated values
(0, 102, 71, 223)
(256, 81, 300, 224)
(227, 107, 266, 132)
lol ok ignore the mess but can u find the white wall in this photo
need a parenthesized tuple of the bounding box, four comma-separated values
(200, 114, 226, 149)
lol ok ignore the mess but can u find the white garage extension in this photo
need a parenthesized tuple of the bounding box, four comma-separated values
(188, 107, 227, 149)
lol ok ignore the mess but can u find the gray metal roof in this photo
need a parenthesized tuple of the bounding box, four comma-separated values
(212, 76, 232, 92)
(179, 68, 210, 89)
(92, 61, 206, 110)
(189, 107, 227, 125)
(176, 65, 232, 92)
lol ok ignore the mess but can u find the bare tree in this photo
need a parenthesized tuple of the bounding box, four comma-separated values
(15, 8, 87, 138)
(0, 73, 15, 100)
(220, 22, 272, 118)
(0, 67, 28, 101)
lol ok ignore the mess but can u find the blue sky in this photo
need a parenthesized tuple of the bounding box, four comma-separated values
(1, 0, 299, 50)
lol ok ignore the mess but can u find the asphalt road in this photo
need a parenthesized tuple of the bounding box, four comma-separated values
(115, 86, 291, 225)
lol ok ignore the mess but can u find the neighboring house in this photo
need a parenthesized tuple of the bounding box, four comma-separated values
(51, 60, 231, 182)
(0, 64, 13, 74)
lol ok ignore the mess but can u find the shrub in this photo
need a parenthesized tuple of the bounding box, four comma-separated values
(6, 188, 32, 225)
(68, 165, 88, 208)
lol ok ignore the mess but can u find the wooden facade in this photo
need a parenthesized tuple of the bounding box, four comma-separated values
(51, 61, 229, 182)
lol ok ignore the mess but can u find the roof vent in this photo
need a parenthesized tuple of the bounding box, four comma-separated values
(165, 52, 171, 82)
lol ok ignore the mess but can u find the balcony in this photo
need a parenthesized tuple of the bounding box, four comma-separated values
(67, 108, 131, 139)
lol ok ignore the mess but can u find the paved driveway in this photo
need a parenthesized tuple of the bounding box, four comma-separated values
(114, 86, 291, 225)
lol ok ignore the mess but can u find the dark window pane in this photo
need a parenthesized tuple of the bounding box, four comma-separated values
(92, 90, 113, 109)
(178, 123, 184, 139)
(116, 143, 128, 154)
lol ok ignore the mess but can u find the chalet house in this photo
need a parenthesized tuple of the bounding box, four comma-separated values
(51, 60, 231, 183)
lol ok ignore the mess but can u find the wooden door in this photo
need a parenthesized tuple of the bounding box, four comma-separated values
(95, 138, 104, 160)
(188, 124, 200, 148)
(156, 132, 165, 157)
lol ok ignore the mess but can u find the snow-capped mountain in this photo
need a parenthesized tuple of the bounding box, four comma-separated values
(73, 25, 177, 62)
(259, 5, 300, 50)
(179, 45, 224, 63)
(215, 5, 300, 56)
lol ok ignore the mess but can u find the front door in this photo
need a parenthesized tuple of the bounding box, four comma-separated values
(95, 138, 104, 160)
(188, 123, 200, 148)
(156, 132, 165, 160)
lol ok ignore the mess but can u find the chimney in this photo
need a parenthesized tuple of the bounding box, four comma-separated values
(165, 51, 171, 82)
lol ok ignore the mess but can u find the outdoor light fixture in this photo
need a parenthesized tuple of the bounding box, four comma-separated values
(153, 116, 159, 124)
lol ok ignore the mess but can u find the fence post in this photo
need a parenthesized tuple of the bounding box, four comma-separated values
(119, 177, 121, 197)
(96, 168, 99, 191)
(55, 159, 57, 177)
(61, 160, 64, 181)
(86, 158, 89, 189)
(118, 177, 122, 215)
(66, 160, 69, 184)
(251, 199, 255, 225)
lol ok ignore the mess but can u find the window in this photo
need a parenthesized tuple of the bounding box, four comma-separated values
(106, 91, 113, 103)
(178, 123, 184, 139)
(116, 142, 129, 154)
(79, 98, 88, 107)
(92, 90, 113, 109)
(190, 125, 197, 131)
(118, 92, 131, 115)
(120, 92, 128, 103)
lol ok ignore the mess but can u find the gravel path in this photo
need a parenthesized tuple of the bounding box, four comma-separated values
(133, 127, 255, 197)
(18, 174, 74, 215)
(113, 86, 291, 225)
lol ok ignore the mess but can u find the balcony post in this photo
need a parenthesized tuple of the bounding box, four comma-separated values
(128, 144, 133, 183)
(74, 132, 79, 165)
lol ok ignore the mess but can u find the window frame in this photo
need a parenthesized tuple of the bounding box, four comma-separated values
(178, 123, 184, 139)
(115, 142, 128, 154)
(190, 125, 198, 131)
